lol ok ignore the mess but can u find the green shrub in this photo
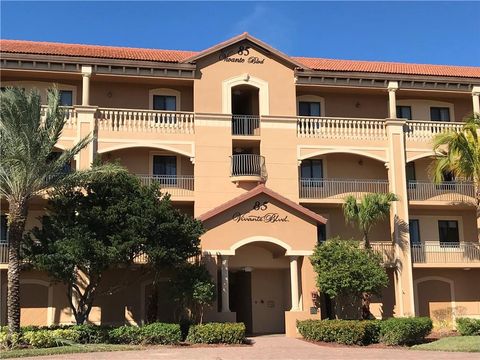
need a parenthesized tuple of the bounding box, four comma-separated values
(296, 319, 381, 345)
(186, 323, 246, 344)
(379, 317, 432, 345)
(71, 324, 112, 344)
(23, 329, 80, 348)
(456, 318, 480, 336)
(108, 325, 143, 345)
(141, 323, 182, 344)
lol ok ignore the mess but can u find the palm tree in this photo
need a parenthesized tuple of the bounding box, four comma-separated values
(343, 192, 398, 249)
(0, 87, 117, 339)
(431, 114, 480, 239)
(342, 192, 398, 319)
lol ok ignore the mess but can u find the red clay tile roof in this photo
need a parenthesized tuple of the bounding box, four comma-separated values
(1, 38, 479, 78)
(0, 39, 196, 63)
(293, 56, 480, 78)
(198, 184, 327, 224)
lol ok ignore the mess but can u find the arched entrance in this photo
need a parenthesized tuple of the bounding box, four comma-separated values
(228, 241, 291, 334)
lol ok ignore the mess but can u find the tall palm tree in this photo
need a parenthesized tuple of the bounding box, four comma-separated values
(343, 192, 398, 249)
(0, 87, 117, 338)
(432, 114, 480, 239)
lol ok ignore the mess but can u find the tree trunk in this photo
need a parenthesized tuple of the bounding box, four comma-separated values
(7, 199, 28, 339)
(361, 292, 372, 320)
(363, 231, 371, 249)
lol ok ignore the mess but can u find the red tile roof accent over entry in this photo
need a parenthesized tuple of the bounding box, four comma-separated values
(1, 38, 480, 78)
(197, 184, 327, 224)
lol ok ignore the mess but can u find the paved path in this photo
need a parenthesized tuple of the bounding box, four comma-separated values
(19, 335, 479, 360)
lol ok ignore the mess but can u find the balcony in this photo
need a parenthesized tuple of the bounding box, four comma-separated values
(405, 120, 464, 142)
(232, 115, 260, 136)
(412, 242, 480, 267)
(299, 178, 389, 202)
(297, 116, 387, 140)
(136, 175, 194, 200)
(370, 242, 396, 267)
(230, 154, 267, 183)
(407, 181, 475, 204)
(41, 105, 77, 129)
(96, 108, 194, 134)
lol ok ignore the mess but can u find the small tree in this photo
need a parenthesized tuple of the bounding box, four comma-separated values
(310, 238, 388, 319)
(25, 170, 148, 324)
(169, 263, 216, 324)
(343, 193, 398, 249)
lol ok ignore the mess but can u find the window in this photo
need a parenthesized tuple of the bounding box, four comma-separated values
(301, 159, 323, 179)
(409, 219, 421, 245)
(153, 95, 176, 111)
(396, 106, 412, 120)
(0, 215, 8, 244)
(430, 107, 450, 122)
(317, 224, 327, 244)
(438, 220, 459, 245)
(59, 90, 73, 106)
(406, 162, 416, 189)
(48, 152, 72, 174)
(299, 101, 321, 117)
(153, 155, 177, 176)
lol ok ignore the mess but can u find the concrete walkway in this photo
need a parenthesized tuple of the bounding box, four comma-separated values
(19, 335, 479, 360)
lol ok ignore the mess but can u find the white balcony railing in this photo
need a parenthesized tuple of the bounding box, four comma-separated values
(40, 105, 77, 129)
(299, 178, 389, 199)
(136, 175, 194, 198)
(405, 120, 464, 142)
(412, 242, 480, 264)
(407, 181, 475, 202)
(232, 115, 260, 136)
(297, 117, 387, 140)
(230, 154, 267, 180)
(0, 243, 7, 264)
(96, 108, 194, 134)
(370, 242, 396, 265)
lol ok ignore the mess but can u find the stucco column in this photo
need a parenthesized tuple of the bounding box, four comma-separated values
(221, 255, 230, 312)
(290, 256, 300, 311)
(81, 65, 92, 106)
(75, 106, 97, 170)
(385, 119, 415, 317)
(387, 81, 399, 119)
(472, 86, 480, 115)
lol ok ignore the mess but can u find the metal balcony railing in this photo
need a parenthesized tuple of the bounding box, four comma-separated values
(370, 242, 396, 266)
(231, 115, 260, 136)
(407, 181, 475, 202)
(0, 243, 8, 264)
(230, 154, 267, 180)
(411, 242, 480, 264)
(299, 178, 389, 199)
(136, 175, 194, 197)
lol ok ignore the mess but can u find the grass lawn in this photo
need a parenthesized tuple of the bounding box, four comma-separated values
(0, 344, 143, 359)
(412, 336, 480, 352)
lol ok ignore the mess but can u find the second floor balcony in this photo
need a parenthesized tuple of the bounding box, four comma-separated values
(407, 181, 475, 204)
(412, 242, 480, 267)
(231, 115, 260, 136)
(136, 174, 194, 200)
(230, 154, 267, 183)
(299, 178, 389, 202)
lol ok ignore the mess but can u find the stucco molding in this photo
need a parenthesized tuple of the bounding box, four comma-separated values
(97, 141, 195, 158)
(406, 151, 436, 163)
(222, 74, 269, 115)
(297, 145, 388, 163)
(413, 276, 456, 319)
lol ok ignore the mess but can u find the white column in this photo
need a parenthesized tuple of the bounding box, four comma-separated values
(81, 65, 92, 106)
(221, 255, 230, 312)
(473, 87, 480, 115)
(289, 256, 299, 311)
(387, 81, 399, 119)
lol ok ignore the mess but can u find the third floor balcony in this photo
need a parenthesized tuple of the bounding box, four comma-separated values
(230, 154, 267, 183)
(407, 181, 475, 204)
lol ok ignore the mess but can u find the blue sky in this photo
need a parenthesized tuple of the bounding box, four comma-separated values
(1, 1, 479, 66)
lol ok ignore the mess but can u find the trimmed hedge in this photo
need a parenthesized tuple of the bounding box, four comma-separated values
(456, 317, 480, 336)
(297, 320, 381, 345)
(186, 322, 246, 344)
(108, 323, 181, 345)
(379, 317, 432, 345)
(23, 329, 80, 348)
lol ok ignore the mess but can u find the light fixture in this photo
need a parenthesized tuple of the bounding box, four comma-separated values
(243, 266, 253, 272)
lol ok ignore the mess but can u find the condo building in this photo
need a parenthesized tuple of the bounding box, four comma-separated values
(1, 33, 479, 336)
